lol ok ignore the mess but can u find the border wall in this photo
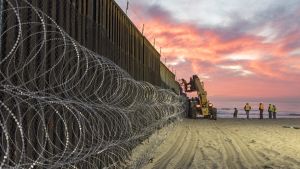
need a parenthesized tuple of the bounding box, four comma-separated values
(0, 0, 183, 168)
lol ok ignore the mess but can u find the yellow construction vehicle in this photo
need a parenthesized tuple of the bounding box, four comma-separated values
(181, 75, 217, 120)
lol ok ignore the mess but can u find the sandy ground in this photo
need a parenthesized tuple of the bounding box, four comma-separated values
(129, 118, 300, 169)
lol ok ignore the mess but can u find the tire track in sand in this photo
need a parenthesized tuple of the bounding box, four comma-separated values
(214, 121, 269, 169)
(212, 121, 247, 169)
(193, 121, 223, 169)
(152, 125, 187, 169)
(173, 121, 198, 169)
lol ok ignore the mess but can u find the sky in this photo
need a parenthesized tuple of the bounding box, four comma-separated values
(115, 0, 300, 102)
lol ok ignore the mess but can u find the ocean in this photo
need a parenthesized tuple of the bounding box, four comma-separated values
(212, 100, 300, 118)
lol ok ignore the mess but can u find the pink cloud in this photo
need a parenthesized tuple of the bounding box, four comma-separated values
(128, 4, 300, 99)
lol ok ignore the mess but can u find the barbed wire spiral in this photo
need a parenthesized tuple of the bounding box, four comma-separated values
(0, 0, 185, 168)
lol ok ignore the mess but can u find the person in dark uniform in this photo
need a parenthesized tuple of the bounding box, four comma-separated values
(208, 103, 217, 120)
(233, 108, 238, 118)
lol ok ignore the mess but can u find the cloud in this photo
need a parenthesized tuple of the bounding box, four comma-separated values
(114, 0, 300, 98)
(256, 24, 279, 43)
(167, 56, 186, 66)
(289, 48, 300, 56)
(218, 65, 253, 77)
(198, 74, 211, 80)
(225, 53, 265, 61)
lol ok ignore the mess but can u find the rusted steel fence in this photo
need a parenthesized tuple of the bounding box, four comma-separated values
(0, 0, 183, 168)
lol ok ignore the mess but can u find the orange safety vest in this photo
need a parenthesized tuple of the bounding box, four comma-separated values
(259, 104, 264, 110)
(244, 105, 251, 111)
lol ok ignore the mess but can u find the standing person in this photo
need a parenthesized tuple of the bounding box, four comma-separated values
(259, 103, 264, 119)
(273, 105, 277, 119)
(268, 104, 273, 119)
(244, 103, 251, 119)
(233, 108, 238, 118)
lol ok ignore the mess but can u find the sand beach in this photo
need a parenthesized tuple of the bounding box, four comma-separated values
(129, 118, 300, 169)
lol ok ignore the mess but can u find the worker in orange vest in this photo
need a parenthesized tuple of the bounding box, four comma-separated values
(244, 103, 251, 119)
(259, 103, 264, 119)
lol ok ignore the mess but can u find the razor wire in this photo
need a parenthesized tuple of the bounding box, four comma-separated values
(0, 0, 185, 168)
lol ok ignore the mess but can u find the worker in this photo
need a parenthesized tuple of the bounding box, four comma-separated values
(212, 107, 217, 120)
(181, 79, 188, 92)
(259, 103, 264, 119)
(189, 77, 195, 90)
(244, 103, 251, 119)
(233, 108, 238, 118)
(208, 103, 217, 120)
(195, 97, 200, 104)
(268, 104, 273, 119)
(273, 105, 277, 119)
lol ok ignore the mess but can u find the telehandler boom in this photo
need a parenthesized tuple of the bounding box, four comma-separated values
(181, 75, 217, 120)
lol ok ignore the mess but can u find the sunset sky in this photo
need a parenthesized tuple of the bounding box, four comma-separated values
(115, 0, 300, 102)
